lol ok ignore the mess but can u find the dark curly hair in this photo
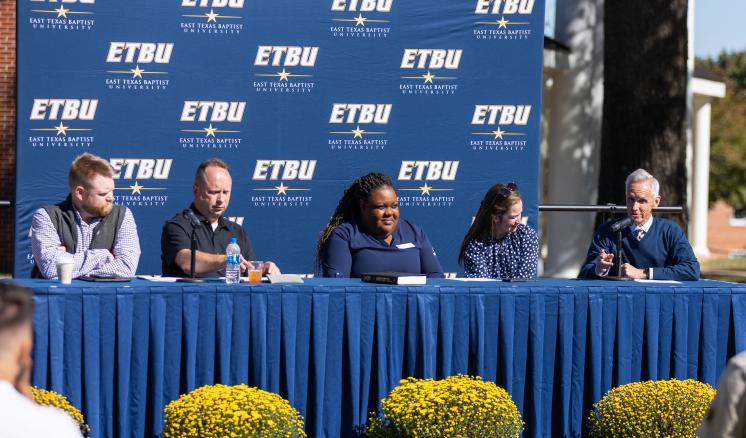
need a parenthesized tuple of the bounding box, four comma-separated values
(315, 172, 394, 273)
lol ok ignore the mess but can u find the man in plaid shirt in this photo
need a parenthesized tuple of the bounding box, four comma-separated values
(30, 153, 140, 279)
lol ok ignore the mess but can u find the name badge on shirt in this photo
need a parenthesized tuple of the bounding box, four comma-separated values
(396, 243, 415, 249)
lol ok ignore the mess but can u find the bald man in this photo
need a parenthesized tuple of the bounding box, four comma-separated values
(161, 158, 279, 278)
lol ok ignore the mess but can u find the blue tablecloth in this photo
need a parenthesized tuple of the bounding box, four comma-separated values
(15, 277, 746, 437)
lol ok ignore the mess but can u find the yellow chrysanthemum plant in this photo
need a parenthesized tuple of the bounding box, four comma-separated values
(162, 384, 306, 438)
(367, 375, 524, 437)
(31, 387, 91, 437)
(588, 378, 716, 437)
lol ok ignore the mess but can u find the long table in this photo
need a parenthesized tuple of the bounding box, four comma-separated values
(15, 278, 746, 437)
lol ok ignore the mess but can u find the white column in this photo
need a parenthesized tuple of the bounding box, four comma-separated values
(542, 0, 605, 277)
(691, 98, 711, 257)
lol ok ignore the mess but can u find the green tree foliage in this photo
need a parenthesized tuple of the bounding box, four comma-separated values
(697, 52, 746, 212)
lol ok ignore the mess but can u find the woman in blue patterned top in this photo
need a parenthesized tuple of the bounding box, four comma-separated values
(458, 182, 539, 279)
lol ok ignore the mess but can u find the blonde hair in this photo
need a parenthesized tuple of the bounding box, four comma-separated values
(68, 153, 114, 189)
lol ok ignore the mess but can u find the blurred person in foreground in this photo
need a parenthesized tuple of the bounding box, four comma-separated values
(697, 350, 746, 437)
(458, 182, 539, 279)
(316, 172, 444, 278)
(0, 282, 83, 437)
(31, 153, 140, 279)
(161, 158, 280, 278)
(579, 168, 699, 280)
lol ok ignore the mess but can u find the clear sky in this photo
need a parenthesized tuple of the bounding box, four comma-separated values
(695, 0, 746, 59)
(544, 0, 746, 59)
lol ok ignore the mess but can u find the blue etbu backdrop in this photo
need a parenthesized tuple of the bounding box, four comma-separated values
(15, 0, 545, 277)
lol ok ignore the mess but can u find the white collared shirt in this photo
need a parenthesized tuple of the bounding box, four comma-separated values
(630, 215, 654, 237)
(0, 381, 83, 438)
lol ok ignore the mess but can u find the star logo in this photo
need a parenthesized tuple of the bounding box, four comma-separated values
(182, 9, 242, 22)
(31, 6, 94, 19)
(31, 123, 93, 136)
(130, 65, 144, 79)
(107, 65, 168, 79)
(352, 125, 365, 139)
(114, 181, 167, 196)
(180, 124, 240, 137)
(330, 125, 386, 138)
(206, 9, 220, 22)
(253, 184, 311, 196)
(399, 184, 454, 196)
(254, 68, 312, 82)
(400, 70, 457, 84)
(492, 127, 505, 139)
(54, 123, 68, 136)
(354, 13, 368, 26)
(129, 181, 143, 195)
(204, 124, 218, 137)
(332, 14, 389, 26)
(472, 127, 525, 139)
(55, 6, 70, 18)
(476, 15, 530, 28)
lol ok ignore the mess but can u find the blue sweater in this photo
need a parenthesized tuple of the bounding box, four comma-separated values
(579, 217, 700, 280)
(322, 219, 445, 278)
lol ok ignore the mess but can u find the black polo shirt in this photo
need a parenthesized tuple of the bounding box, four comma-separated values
(161, 204, 256, 277)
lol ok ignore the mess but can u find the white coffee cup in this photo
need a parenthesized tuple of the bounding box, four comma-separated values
(56, 253, 75, 284)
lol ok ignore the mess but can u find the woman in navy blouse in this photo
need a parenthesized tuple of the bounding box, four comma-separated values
(316, 172, 444, 278)
(458, 182, 539, 279)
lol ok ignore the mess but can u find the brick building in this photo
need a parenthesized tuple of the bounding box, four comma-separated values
(0, 1, 16, 274)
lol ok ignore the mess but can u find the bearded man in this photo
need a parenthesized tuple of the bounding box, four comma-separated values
(31, 153, 140, 279)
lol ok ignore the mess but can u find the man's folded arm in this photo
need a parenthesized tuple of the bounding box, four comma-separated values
(31, 208, 64, 279)
(87, 208, 141, 278)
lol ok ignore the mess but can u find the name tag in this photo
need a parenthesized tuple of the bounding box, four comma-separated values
(396, 243, 415, 249)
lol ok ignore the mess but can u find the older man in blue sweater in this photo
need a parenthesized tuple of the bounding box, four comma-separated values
(579, 168, 700, 281)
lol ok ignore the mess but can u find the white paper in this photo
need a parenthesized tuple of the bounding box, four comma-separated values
(137, 275, 183, 282)
(446, 277, 501, 282)
(396, 242, 416, 249)
(633, 279, 681, 284)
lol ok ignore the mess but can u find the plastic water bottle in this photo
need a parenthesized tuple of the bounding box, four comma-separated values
(225, 237, 241, 284)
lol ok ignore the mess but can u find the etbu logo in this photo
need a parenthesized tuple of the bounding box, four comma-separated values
(400, 49, 462, 69)
(182, 0, 244, 7)
(474, 0, 534, 14)
(254, 46, 319, 67)
(252, 160, 317, 180)
(30, 99, 97, 120)
(329, 104, 391, 124)
(471, 105, 531, 125)
(398, 161, 459, 181)
(106, 43, 174, 64)
(331, 0, 392, 11)
(180, 101, 245, 122)
(110, 159, 173, 180)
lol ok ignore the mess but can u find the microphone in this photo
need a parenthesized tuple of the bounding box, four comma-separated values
(183, 209, 201, 228)
(610, 217, 633, 233)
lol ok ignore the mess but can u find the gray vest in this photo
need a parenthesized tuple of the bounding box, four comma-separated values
(31, 196, 126, 278)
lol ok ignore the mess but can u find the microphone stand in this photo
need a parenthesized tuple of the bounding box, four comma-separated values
(177, 217, 206, 283)
(612, 228, 632, 281)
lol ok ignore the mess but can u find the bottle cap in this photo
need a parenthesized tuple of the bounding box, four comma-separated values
(230, 237, 237, 244)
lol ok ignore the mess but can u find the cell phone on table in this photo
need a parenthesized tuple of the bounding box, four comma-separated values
(79, 274, 131, 282)
(502, 277, 533, 282)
